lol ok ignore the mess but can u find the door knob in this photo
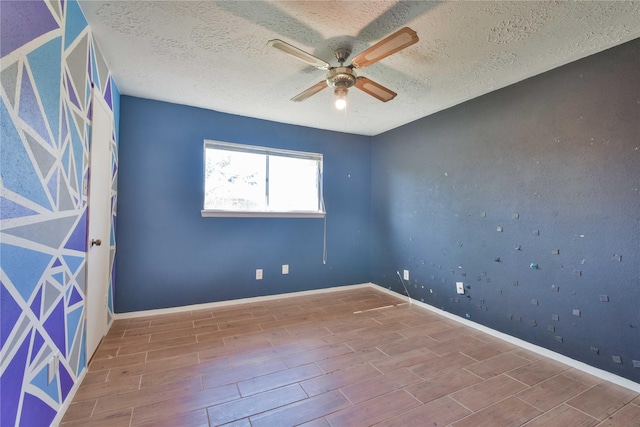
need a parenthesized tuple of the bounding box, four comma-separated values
(91, 239, 102, 247)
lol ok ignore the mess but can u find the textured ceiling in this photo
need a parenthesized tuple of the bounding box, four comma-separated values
(79, 1, 640, 136)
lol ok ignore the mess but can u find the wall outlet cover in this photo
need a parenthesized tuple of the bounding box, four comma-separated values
(256, 269, 263, 280)
(403, 270, 409, 281)
(456, 282, 464, 294)
(282, 264, 289, 275)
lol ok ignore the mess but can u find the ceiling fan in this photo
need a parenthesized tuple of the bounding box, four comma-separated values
(267, 27, 419, 110)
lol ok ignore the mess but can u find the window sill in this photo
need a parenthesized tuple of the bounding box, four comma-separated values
(201, 210, 326, 218)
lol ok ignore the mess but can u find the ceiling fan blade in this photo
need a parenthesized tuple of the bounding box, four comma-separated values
(267, 39, 331, 70)
(351, 27, 418, 69)
(291, 80, 329, 102)
(355, 77, 397, 102)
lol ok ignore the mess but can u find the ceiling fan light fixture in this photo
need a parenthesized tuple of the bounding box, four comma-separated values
(334, 85, 348, 110)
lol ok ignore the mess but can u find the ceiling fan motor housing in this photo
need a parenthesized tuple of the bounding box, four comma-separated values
(326, 67, 357, 89)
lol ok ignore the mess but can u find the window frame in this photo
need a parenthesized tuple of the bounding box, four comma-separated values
(201, 140, 326, 218)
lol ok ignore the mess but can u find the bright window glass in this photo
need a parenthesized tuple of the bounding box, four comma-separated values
(203, 141, 324, 217)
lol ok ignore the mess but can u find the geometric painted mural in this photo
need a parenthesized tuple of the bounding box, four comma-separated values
(0, 1, 119, 425)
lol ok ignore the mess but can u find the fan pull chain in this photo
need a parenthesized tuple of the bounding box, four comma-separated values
(322, 199, 328, 265)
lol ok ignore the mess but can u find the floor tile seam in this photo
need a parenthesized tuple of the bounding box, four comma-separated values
(369, 360, 384, 375)
(142, 319, 189, 329)
(559, 371, 604, 388)
(129, 384, 236, 427)
(145, 337, 223, 356)
(522, 402, 597, 426)
(424, 371, 511, 403)
(445, 350, 486, 363)
(235, 362, 324, 397)
(245, 389, 350, 426)
(283, 343, 356, 374)
(575, 384, 639, 414)
(464, 362, 532, 385)
(92, 376, 204, 416)
(542, 397, 605, 422)
(63, 406, 134, 426)
(515, 385, 568, 412)
(332, 388, 422, 426)
(220, 332, 268, 347)
(600, 404, 634, 425)
(117, 337, 201, 356)
(114, 353, 200, 382)
(560, 380, 601, 410)
(540, 370, 598, 392)
(110, 334, 155, 349)
(110, 324, 151, 334)
(314, 358, 366, 375)
(563, 398, 610, 421)
(446, 394, 478, 420)
(460, 393, 542, 420)
(460, 366, 487, 382)
(138, 362, 226, 389)
(247, 346, 305, 363)
(336, 363, 415, 403)
(72, 379, 141, 403)
(502, 371, 547, 388)
(380, 391, 429, 426)
(460, 384, 538, 413)
(127, 319, 197, 333)
(205, 389, 305, 427)
(201, 360, 292, 390)
(87, 399, 99, 420)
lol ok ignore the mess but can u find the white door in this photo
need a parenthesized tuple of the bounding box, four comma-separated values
(86, 90, 112, 360)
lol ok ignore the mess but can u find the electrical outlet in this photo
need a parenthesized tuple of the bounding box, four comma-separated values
(403, 270, 409, 281)
(282, 264, 289, 275)
(47, 354, 58, 384)
(456, 282, 464, 294)
(256, 269, 263, 280)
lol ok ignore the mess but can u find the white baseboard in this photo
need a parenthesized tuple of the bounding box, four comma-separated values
(114, 283, 372, 320)
(50, 367, 87, 427)
(371, 283, 640, 393)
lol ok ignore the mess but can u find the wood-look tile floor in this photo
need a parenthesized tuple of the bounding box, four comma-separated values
(61, 288, 640, 427)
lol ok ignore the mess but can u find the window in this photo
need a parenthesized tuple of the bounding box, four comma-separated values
(202, 140, 325, 217)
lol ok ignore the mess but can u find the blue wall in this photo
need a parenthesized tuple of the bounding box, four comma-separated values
(370, 38, 640, 382)
(115, 97, 371, 312)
